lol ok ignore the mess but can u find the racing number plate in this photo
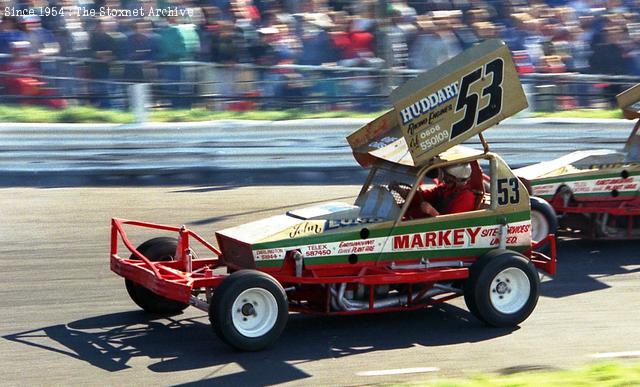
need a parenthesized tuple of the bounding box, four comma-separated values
(390, 39, 528, 166)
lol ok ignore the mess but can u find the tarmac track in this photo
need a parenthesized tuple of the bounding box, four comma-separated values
(1, 185, 639, 386)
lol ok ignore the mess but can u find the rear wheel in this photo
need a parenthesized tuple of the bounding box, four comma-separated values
(125, 237, 189, 315)
(530, 196, 558, 251)
(210, 270, 288, 351)
(464, 249, 539, 327)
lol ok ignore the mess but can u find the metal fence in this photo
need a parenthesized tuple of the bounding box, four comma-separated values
(1, 54, 640, 118)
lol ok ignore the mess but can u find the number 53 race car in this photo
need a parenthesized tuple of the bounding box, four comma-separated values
(516, 84, 640, 240)
(110, 40, 557, 351)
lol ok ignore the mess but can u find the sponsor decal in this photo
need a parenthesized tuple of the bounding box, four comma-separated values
(300, 243, 332, 257)
(393, 227, 481, 249)
(400, 81, 459, 126)
(254, 248, 286, 261)
(348, 113, 393, 149)
(533, 175, 639, 197)
(288, 222, 324, 239)
(253, 221, 531, 261)
(325, 218, 383, 230)
(337, 240, 376, 255)
(369, 136, 399, 149)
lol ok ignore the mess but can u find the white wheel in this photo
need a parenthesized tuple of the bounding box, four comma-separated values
(489, 267, 531, 314)
(210, 270, 288, 351)
(465, 251, 539, 327)
(231, 288, 279, 338)
(530, 210, 549, 242)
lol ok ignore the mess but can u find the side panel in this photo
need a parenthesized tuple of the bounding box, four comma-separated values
(251, 211, 531, 269)
(531, 167, 640, 201)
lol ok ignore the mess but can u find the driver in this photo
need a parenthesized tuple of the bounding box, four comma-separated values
(407, 163, 476, 218)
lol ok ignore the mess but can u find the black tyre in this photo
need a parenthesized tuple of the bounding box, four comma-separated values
(210, 270, 288, 351)
(530, 196, 558, 252)
(464, 249, 539, 327)
(125, 237, 189, 315)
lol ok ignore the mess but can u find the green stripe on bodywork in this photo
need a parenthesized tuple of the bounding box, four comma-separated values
(531, 170, 640, 185)
(252, 210, 530, 250)
(573, 191, 639, 198)
(254, 245, 530, 268)
(536, 191, 639, 201)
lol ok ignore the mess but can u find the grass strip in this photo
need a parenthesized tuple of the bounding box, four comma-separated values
(0, 104, 625, 123)
(397, 361, 640, 387)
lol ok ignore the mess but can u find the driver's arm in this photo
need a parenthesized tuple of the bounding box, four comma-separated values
(420, 201, 440, 217)
(406, 185, 440, 218)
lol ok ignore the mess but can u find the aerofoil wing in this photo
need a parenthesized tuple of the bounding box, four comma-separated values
(617, 83, 640, 120)
(348, 39, 528, 169)
(616, 83, 640, 161)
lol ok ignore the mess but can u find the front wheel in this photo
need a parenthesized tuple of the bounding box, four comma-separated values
(125, 237, 189, 315)
(210, 270, 288, 351)
(464, 250, 540, 327)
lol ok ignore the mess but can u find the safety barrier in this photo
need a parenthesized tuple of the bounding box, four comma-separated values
(1, 53, 640, 121)
(0, 118, 631, 186)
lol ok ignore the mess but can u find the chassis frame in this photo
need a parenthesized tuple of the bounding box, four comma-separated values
(111, 218, 556, 316)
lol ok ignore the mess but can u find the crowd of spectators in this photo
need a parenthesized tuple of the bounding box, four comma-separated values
(0, 0, 639, 109)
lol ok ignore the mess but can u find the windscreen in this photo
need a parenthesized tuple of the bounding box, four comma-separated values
(355, 166, 427, 220)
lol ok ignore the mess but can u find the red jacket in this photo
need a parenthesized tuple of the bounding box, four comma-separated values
(407, 183, 476, 218)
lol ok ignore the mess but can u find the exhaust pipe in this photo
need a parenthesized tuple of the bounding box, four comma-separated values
(330, 283, 460, 311)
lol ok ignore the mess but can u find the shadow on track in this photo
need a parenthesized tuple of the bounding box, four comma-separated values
(3, 305, 515, 385)
(541, 238, 640, 298)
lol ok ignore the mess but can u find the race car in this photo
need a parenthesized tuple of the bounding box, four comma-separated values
(110, 39, 556, 352)
(516, 84, 640, 239)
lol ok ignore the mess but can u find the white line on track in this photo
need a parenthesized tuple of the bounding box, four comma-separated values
(356, 367, 439, 377)
(590, 351, 640, 359)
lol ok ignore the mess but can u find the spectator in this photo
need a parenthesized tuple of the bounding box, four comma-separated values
(198, 6, 222, 61)
(431, 11, 463, 60)
(157, 16, 188, 107)
(299, 13, 339, 65)
(337, 49, 384, 111)
(88, 17, 126, 108)
(328, 10, 353, 60)
(472, 21, 499, 41)
(0, 17, 26, 58)
(521, 17, 548, 69)
(125, 19, 160, 82)
(1, 41, 65, 108)
(447, 9, 479, 48)
(383, 8, 411, 68)
(589, 25, 633, 106)
(349, 18, 376, 56)
(589, 25, 632, 75)
(409, 17, 450, 70)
